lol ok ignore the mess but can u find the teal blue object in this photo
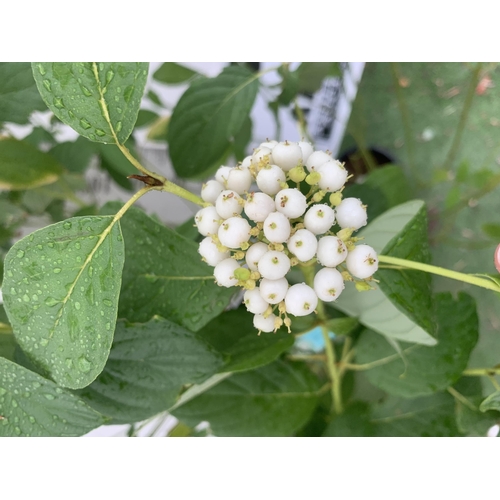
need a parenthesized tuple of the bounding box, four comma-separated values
(295, 326, 335, 352)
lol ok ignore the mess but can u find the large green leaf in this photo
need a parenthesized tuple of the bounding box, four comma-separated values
(49, 137, 97, 173)
(0, 62, 46, 124)
(32, 62, 148, 144)
(371, 392, 461, 437)
(101, 203, 234, 331)
(172, 360, 322, 436)
(0, 358, 106, 436)
(296, 62, 341, 95)
(334, 200, 436, 345)
(355, 292, 478, 397)
(77, 317, 224, 423)
(323, 402, 375, 437)
(153, 62, 200, 84)
(167, 65, 260, 178)
(480, 391, 500, 413)
(2, 215, 125, 389)
(200, 308, 294, 372)
(0, 138, 63, 190)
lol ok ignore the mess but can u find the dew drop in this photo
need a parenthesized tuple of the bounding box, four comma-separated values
(29, 416, 35, 424)
(12, 400, 18, 408)
(81, 86, 92, 97)
(40, 338, 49, 347)
(43, 79, 51, 92)
(105, 70, 114, 85)
(43, 394, 55, 400)
(53, 268, 62, 274)
(37, 64, 46, 76)
(44, 297, 59, 307)
(63, 221, 72, 230)
(78, 356, 92, 373)
(65, 358, 73, 369)
(116, 121, 122, 132)
(14, 427, 21, 436)
(75, 301, 81, 310)
(53, 97, 64, 108)
(75, 242, 81, 250)
(22, 294, 30, 303)
(80, 119, 92, 130)
(68, 110, 75, 119)
(10, 287, 17, 296)
(95, 129, 106, 137)
(16, 250, 25, 258)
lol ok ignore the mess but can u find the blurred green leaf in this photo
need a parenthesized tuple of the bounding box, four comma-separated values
(172, 360, 322, 436)
(0, 62, 46, 124)
(232, 115, 252, 161)
(356, 292, 478, 397)
(78, 317, 224, 424)
(482, 223, 500, 240)
(167, 65, 259, 178)
(323, 402, 375, 436)
(296, 62, 341, 95)
(480, 391, 500, 412)
(0, 138, 63, 190)
(49, 137, 97, 173)
(153, 63, 200, 85)
(135, 109, 159, 128)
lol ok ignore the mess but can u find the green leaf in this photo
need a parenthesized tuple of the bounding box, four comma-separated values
(101, 203, 234, 331)
(32, 62, 148, 144)
(355, 292, 478, 397)
(0, 357, 106, 436)
(0, 138, 63, 190)
(480, 391, 500, 412)
(172, 360, 322, 436)
(167, 65, 260, 178)
(135, 109, 159, 128)
(2, 215, 125, 389)
(200, 308, 294, 372)
(277, 64, 299, 105)
(0, 199, 26, 229)
(372, 392, 462, 436)
(77, 317, 224, 423)
(232, 115, 252, 161)
(0, 62, 46, 124)
(153, 62, 200, 85)
(296, 62, 341, 95)
(334, 200, 437, 345)
(323, 402, 375, 437)
(482, 223, 500, 240)
(175, 216, 200, 241)
(49, 137, 97, 173)
(98, 143, 137, 191)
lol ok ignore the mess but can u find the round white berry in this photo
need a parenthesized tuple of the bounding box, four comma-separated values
(275, 188, 307, 219)
(305, 150, 331, 171)
(285, 283, 318, 317)
(317, 160, 348, 192)
(240, 155, 252, 168)
(218, 217, 251, 249)
(259, 277, 289, 304)
(303, 204, 336, 235)
(335, 198, 367, 230)
(256, 164, 286, 196)
(346, 244, 379, 279)
(195, 206, 221, 236)
(313, 267, 345, 302)
(226, 166, 252, 194)
(201, 180, 224, 204)
(317, 236, 348, 267)
(215, 190, 243, 219)
(259, 140, 278, 150)
(271, 141, 303, 171)
(253, 313, 277, 333)
(213, 258, 240, 287)
(252, 147, 273, 167)
(215, 166, 232, 186)
(287, 229, 318, 262)
(258, 250, 291, 280)
(198, 237, 230, 266)
(244, 192, 275, 222)
(298, 141, 314, 163)
(263, 211, 291, 243)
(245, 242, 268, 271)
(244, 288, 269, 315)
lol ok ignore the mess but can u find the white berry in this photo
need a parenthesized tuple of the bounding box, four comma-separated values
(317, 160, 348, 192)
(271, 141, 303, 171)
(314, 267, 345, 302)
(287, 229, 318, 262)
(253, 313, 277, 333)
(256, 164, 286, 196)
(215, 190, 243, 219)
(303, 204, 336, 235)
(305, 150, 331, 171)
(275, 188, 307, 219)
(285, 283, 318, 317)
(245, 242, 268, 271)
(252, 147, 273, 167)
(201, 180, 224, 204)
(335, 198, 367, 230)
(195, 206, 221, 236)
(317, 236, 348, 267)
(213, 258, 240, 287)
(227, 166, 252, 194)
(244, 288, 269, 314)
(346, 244, 379, 279)
(244, 192, 275, 222)
(263, 211, 291, 243)
(198, 237, 230, 266)
(258, 250, 291, 280)
(215, 166, 232, 186)
(259, 277, 289, 304)
(218, 217, 251, 249)
(298, 141, 314, 163)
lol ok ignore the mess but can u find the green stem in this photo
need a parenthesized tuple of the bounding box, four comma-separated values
(378, 255, 500, 293)
(162, 179, 208, 207)
(443, 63, 482, 172)
(447, 387, 477, 412)
(343, 344, 421, 372)
(300, 264, 343, 414)
(294, 98, 313, 143)
(463, 367, 500, 377)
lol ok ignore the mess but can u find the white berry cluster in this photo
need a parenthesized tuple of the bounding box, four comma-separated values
(196, 140, 379, 334)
